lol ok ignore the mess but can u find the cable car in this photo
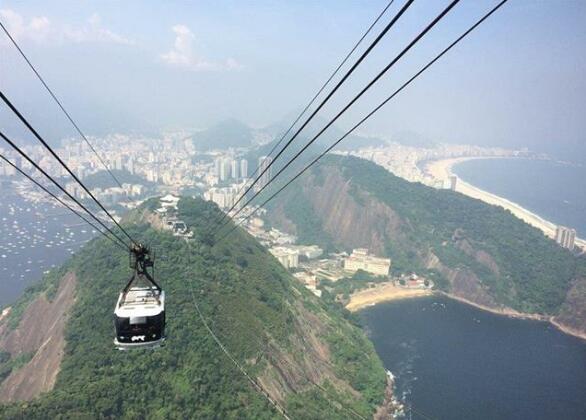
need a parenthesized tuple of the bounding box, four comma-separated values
(114, 244, 165, 350)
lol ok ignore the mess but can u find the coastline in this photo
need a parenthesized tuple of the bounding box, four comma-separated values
(422, 156, 586, 249)
(349, 286, 586, 342)
(345, 282, 432, 312)
(438, 292, 586, 342)
(0, 308, 10, 324)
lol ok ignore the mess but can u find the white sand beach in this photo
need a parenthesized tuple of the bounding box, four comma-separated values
(423, 157, 585, 250)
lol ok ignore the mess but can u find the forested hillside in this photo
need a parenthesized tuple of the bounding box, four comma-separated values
(83, 169, 156, 189)
(266, 155, 586, 332)
(0, 197, 389, 419)
(191, 119, 253, 151)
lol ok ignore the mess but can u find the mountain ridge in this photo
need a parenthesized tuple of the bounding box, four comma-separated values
(265, 155, 586, 337)
(0, 197, 392, 418)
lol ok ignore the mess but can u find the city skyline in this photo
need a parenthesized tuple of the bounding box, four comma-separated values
(1, 1, 585, 162)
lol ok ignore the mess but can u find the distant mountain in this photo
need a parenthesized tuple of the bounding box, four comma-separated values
(390, 130, 437, 148)
(0, 197, 391, 418)
(243, 116, 387, 180)
(266, 155, 586, 336)
(83, 169, 155, 189)
(261, 113, 388, 151)
(191, 119, 254, 151)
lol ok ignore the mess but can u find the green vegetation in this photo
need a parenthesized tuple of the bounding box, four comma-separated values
(321, 270, 388, 300)
(278, 182, 337, 253)
(341, 156, 580, 314)
(2, 268, 64, 330)
(0, 352, 34, 383)
(192, 119, 253, 151)
(270, 155, 584, 315)
(83, 169, 156, 189)
(0, 197, 386, 419)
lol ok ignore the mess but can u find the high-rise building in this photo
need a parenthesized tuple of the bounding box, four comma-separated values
(126, 157, 135, 175)
(344, 248, 391, 276)
(449, 175, 458, 191)
(115, 156, 123, 171)
(555, 226, 576, 250)
(219, 159, 230, 181)
(256, 156, 272, 191)
(231, 159, 239, 179)
(269, 247, 299, 269)
(240, 159, 248, 179)
(204, 187, 236, 209)
(214, 158, 222, 177)
(77, 166, 86, 180)
(147, 168, 159, 183)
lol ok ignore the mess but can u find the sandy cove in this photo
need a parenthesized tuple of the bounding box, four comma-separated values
(423, 157, 586, 249)
(346, 284, 586, 342)
(345, 282, 432, 312)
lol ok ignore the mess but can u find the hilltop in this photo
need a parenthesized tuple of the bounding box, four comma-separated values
(191, 119, 254, 151)
(265, 155, 586, 338)
(0, 197, 392, 418)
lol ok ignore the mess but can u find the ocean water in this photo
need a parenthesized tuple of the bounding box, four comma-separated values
(453, 159, 586, 237)
(0, 185, 96, 308)
(360, 297, 586, 420)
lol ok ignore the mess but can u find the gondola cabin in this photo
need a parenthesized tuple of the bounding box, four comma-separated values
(114, 287, 165, 349)
(114, 244, 165, 350)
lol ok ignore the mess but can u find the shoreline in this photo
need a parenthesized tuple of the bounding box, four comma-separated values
(438, 292, 586, 342)
(350, 288, 586, 342)
(0, 308, 10, 324)
(422, 156, 586, 249)
(345, 282, 433, 312)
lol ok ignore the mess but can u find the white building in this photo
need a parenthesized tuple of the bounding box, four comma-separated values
(449, 175, 458, 191)
(256, 156, 272, 191)
(219, 159, 231, 181)
(204, 187, 236, 209)
(293, 272, 322, 297)
(344, 248, 391, 276)
(214, 158, 222, 177)
(231, 159, 239, 179)
(147, 168, 159, 183)
(293, 245, 323, 259)
(270, 246, 299, 269)
(555, 226, 576, 251)
(240, 159, 248, 179)
(127, 158, 135, 174)
(160, 194, 180, 210)
(115, 156, 123, 171)
(268, 228, 296, 245)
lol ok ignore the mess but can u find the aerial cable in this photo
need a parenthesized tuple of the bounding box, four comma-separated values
(217, 0, 396, 227)
(186, 282, 291, 419)
(0, 130, 130, 249)
(0, 20, 124, 189)
(217, 0, 461, 231)
(0, 152, 127, 251)
(0, 91, 138, 247)
(216, 0, 510, 243)
(217, 0, 416, 224)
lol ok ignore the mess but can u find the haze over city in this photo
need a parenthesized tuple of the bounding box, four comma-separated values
(1, 1, 585, 419)
(2, 0, 585, 160)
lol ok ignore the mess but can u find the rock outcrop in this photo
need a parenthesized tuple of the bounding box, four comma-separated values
(0, 272, 76, 402)
(267, 157, 586, 339)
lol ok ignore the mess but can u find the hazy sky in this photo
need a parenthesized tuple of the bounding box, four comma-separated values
(1, 0, 585, 160)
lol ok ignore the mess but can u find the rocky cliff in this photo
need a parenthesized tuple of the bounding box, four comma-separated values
(0, 273, 76, 402)
(0, 197, 391, 418)
(266, 155, 586, 338)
